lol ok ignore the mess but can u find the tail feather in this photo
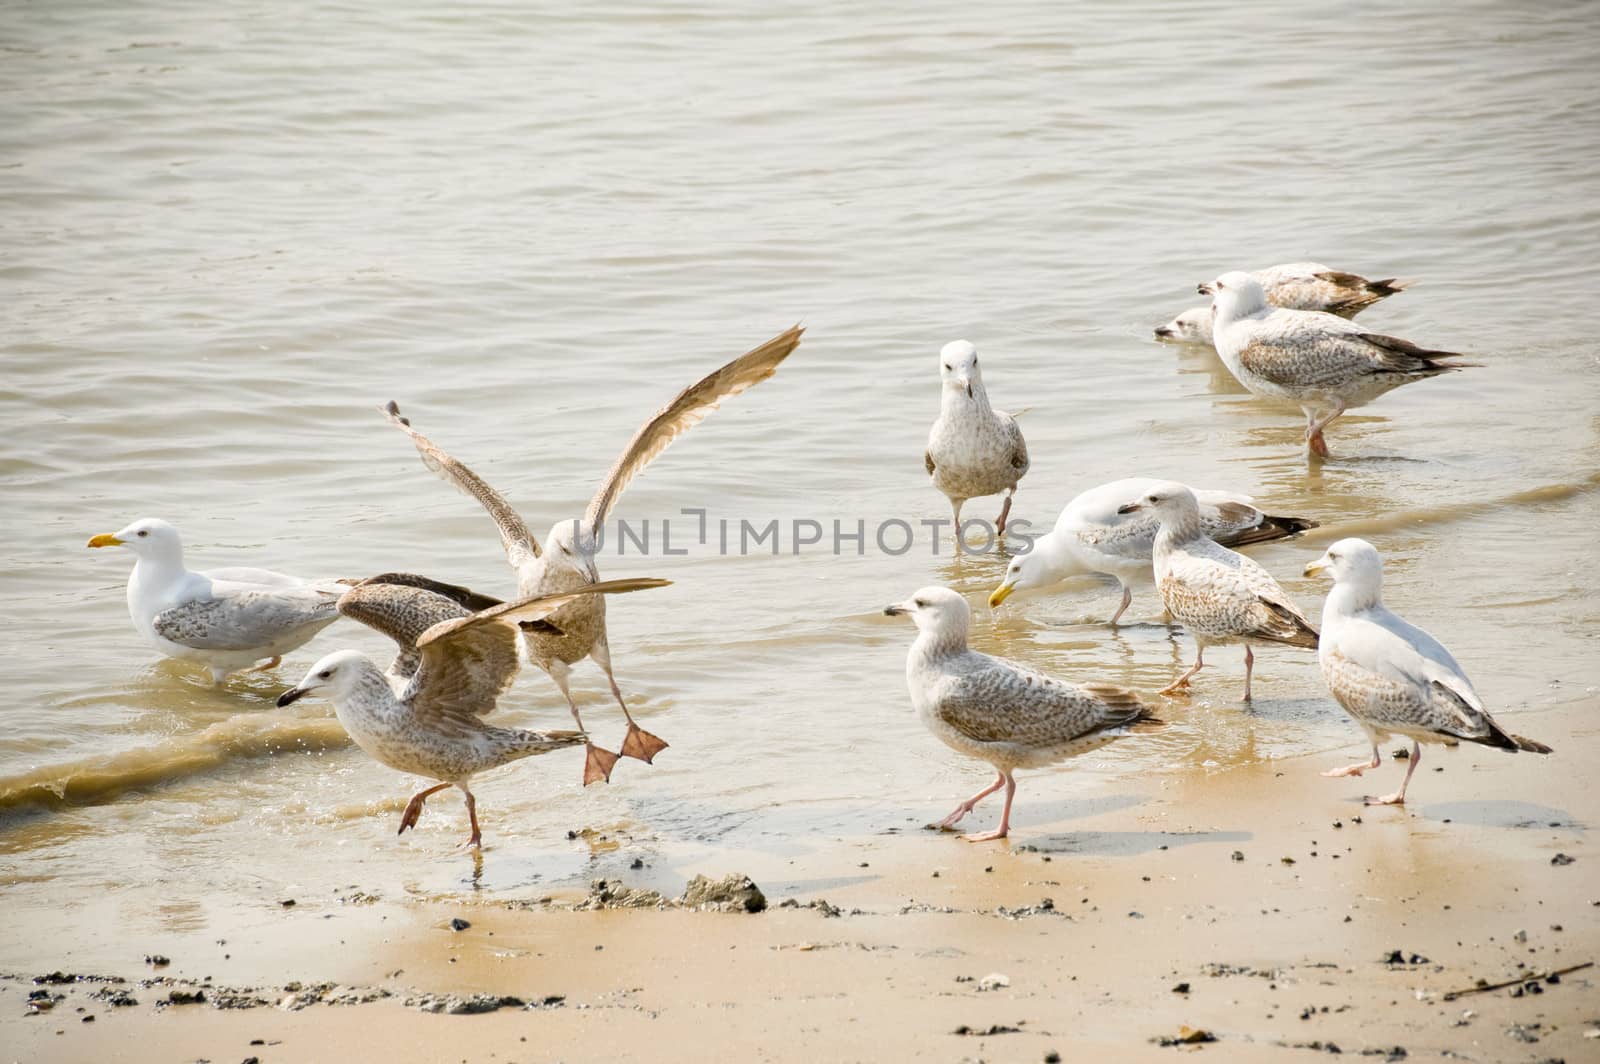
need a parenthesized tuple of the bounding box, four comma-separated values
(1222, 512, 1318, 548)
(1468, 708, 1552, 754)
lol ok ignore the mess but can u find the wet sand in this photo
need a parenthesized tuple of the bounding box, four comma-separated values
(5, 697, 1593, 1063)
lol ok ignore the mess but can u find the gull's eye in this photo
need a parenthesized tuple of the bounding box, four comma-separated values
(943, 363, 951, 370)
(137, 530, 149, 537)
(318, 669, 332, 679)
(912, 598, 927, 608)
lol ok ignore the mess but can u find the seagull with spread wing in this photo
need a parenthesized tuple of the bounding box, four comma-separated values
(278, 574, 670, 847)
(384, 324, 803, 785)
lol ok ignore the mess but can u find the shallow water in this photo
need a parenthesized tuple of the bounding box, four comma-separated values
(3, 1, 1598, 913)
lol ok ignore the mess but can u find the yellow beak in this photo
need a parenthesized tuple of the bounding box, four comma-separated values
(87, 533, 124, 549)
(1303, 558, 1327, 577)
(988, 581, 1016, 609)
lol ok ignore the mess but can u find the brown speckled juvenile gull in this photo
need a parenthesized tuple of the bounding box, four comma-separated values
(87, 517, 349, 684)
(885, 586, 1157, 842)
(1157, 264, 1408, 346)
(277, 575, 670, 847)
(1304, 538, 1550, 806)
(1118, 482, 1318, 702)
(924, 340, 1029, 551)
(1206, 271, 1470, 457)
(385, 325, 802, 785)
(989, 477, 1316, 625)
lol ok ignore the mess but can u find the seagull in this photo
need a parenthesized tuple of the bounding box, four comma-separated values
(88, 517, 348, 684)
(1117, 482, 1318, 701)
(385, 324, 802, 785)
(1206, 271, 1471, 457)
(885, 586, 1157, 842)
(1157, 265, 1407, 346)
(277, 574, 670, 847)
(1304, 538, 1551, 805)
(1216, 263, 1410, 315)
(989, 478, 1316, 624)
(925, 340, 1029, 551)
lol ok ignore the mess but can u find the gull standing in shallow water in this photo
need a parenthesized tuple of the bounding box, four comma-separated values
(885, 586, 1157, 842)
(1305, 538, 1550, 805)
(1157, 264, 1408, 345)
(278, 574, 670, 847)
(1207, 271, 1470, 457)
(88, 517, 349, 684)
(1118, 482, 1318, 701)
(385, 324, 802, 785)
(924, 340, 1029, 551)
(989, 477, 1316, 625)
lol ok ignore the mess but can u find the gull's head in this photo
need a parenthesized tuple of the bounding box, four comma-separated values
(1116, 480, 1199, 522)
(989, 548, 1053, 608)
(939, 340, 981, 399)
(87, 517, 182, 561)
(885, 585, 971, 639)
(1154, 306, 1214, 345)
(544, 519, 600, 576)
(277, 649, 369, 707)
(1201, 271, 1268, 319)
(1305, 537, 1383, 590)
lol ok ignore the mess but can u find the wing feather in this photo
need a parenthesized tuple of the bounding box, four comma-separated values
(583, 325, 803, 532)
(152, 587, 338, 651)
(383, 401, 541, 566)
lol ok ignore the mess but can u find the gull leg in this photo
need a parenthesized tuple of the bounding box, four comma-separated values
(398, 782, 452, 835)
(549, 660, 619, 785)
(1322, 744, 1382, 779)
(1159, 646, 1205, 695)
(247, 655, 283, 674)
(208, 666, 229, 685)
(461, 786, 483, 848)
(930, 771, 1006, 830)
(962, 771, 1017, 842)
(1305, 403, 1344, 459)
(1240, 645, 1254, 703)
(995, 490, 1014, 536)
(1108, 583, 1133, 626)
(1368, 742, 1419, 806)
(591, 641, 667, 764)
(950, 498, 966, 556)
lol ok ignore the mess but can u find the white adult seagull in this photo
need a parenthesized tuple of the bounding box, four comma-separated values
(1305, 538, 1550, 805)
(88, 517, 347, 683)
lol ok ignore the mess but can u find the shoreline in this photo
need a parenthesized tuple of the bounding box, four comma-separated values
(4, 697, 1594, 1062)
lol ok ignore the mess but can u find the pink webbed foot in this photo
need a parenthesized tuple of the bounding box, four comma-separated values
(961, 827, 1009, 843)
(1308, 429, 1331, 459)
(619, 724, 669, 764)
(1365, 792, 1406, 807)
(583, 744, 621, 786)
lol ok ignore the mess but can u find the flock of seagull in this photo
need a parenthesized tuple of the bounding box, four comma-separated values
(85, 271, 1551, 847)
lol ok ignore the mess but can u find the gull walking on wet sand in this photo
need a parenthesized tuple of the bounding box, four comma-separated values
(277, 574, 670, 847)
(1157, 263, 1408, 345)
(988, 477, 1315, 625)
(1118, 482, 1318, 701)
(385, 324, 802, 785)
(924, 341, 1029, 551)
(1206, 271, 1470, 457)
(885, 586, 1157, 842)
(1304, 539, 1550, 805)
(88, 518, 349, 684)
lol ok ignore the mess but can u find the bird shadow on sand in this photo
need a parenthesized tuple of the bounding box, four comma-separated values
(1417, 800, 1586, 831)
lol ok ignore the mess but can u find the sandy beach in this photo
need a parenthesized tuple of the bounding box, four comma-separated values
(5, 696, 1593, 1063)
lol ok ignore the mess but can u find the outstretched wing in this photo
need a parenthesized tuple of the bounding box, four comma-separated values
(153, 585, 338, 651)
(409, 577, 672, 728)
(383, 401, 542, 568)
(583, 325, 804, 533)
(335, 576, 481, 680)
